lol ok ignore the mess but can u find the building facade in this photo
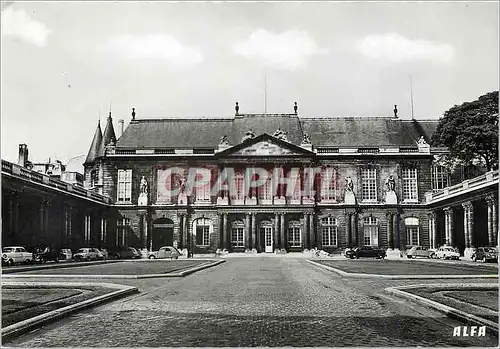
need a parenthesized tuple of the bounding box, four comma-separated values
(83, 105, 482, 255)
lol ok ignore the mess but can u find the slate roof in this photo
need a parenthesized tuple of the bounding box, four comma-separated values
(84, 122, 103, 164)
(102, 112, 117, 149)
(115, 114, 439, 149)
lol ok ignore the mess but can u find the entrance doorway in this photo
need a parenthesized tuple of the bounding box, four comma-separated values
(259, 221, 273, 253)
(152, 218, 174, 251)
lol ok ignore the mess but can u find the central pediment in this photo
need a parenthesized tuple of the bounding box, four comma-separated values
(216, 133, 314, 157)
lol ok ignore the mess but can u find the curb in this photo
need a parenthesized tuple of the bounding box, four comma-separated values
(306, 260, 498, 279)
(385, 283, 498, 334)
(2, 260, 123, 274)
(2, 259, 225, 280)
(1, 281, 138, 341)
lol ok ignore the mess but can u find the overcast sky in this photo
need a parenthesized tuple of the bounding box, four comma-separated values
(1, 1, 498, 164)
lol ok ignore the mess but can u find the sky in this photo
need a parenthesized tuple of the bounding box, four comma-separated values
(1, 1, 498, 165)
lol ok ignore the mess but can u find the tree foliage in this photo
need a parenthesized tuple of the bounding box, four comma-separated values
(432, 91, 499, 171)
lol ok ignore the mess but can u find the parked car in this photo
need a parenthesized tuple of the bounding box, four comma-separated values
(98, 249, 109, 260)
(2, 246, 34, 265)
(73, 248, 101, 261)
(35, 247, 60, 263)
(471, 247, 498, 263)
(148, 246, 181, 259)
(345, 246, 386, 259)
(406, 246, 431, 259)
(108, 246, 141, 259)
(59, 249, 73, 260)
(435, 246, 460, 260)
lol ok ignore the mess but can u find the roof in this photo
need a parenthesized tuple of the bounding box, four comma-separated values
(102, 113, 117, 149)
(115, 114, 439, 149)
(84, 123, 102, 165)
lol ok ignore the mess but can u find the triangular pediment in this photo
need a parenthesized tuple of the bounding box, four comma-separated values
(216, 134, 313, 157)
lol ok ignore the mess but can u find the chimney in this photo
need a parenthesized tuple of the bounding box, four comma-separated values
(18, 144, 28, 167)
(118, 119, 124, 137)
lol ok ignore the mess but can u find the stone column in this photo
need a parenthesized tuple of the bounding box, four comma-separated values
(13, 193, 19, 242)
(309, 213, 315, 249)
(427, 212, 436, 249)
(393, 212, 399, 249)
(486, 196, 496, 246)
(245, 214, 251, 250)
(251, 213, 256, 250)
(280, 213, 286, 250)
(39, 200, 45, 243)
(143, 214, 149, 250)
(345, 213, 351, 247)
(462, 202, 473, 248)
(222, 213, 228, 250)
(351, 213, 357, 246)
(386, 212, 393, 249)
(443, 207, 454, 246)
(274, 215, 279, 251)
(44, 199, 50, 244)
(302, 215, 308, 249)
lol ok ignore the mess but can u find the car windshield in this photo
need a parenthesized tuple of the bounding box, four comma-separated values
(2, 248, 15, 252)
(485, 248, 497, 253)
(445, 248, 455, 252)
(77, 249, 86, 253)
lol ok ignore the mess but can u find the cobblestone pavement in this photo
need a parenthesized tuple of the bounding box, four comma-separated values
(5, 258, 498, 347)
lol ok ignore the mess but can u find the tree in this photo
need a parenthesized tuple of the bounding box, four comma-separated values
(432, 91, 498, 171)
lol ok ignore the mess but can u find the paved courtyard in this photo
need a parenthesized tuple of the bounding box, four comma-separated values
(4, 258, 498, 347)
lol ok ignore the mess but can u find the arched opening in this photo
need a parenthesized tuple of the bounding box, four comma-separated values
(152, 218, 174, 251)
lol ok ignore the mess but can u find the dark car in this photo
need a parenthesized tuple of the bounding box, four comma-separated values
(35, 247, 59, 263)
(472, 247, 498, 263)
(108, 246, 141, 259)
(345, 246, 386, 259)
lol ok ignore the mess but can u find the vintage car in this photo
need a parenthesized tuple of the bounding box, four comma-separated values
(345, 246, 386, 259)
(108, 246, 141, 259)
(59, 249, 73, 260)
(471, 247, 498, 263)
(2, 246, 34, 265)
(406, 246, 431, 259)
(73, 248, 101, 261)
(35, 247, 60, 263)
(148, 246, 181, 259)
(435, 246, 460, 260)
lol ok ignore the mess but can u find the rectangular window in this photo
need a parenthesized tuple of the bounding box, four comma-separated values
(117, 169, 132, 203)
(231, 227, 245, 247)
(287, 226, 301, 247)
(320, 167, 336, 202)
(406, 227, 419, 246)
(258, 169, 273, 201)
(363, 226, 379, 246)
(361, 168, 377, 201)
(116, 218, 130, 246)
(432, 166, 449, 191)
(321, 226, 338, 246)
(196, 225, 210, 246)
(402, 168, 418, 201)
(234, 172, 244, 201)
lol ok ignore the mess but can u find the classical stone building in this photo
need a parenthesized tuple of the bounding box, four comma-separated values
(84, 104, 484, 255)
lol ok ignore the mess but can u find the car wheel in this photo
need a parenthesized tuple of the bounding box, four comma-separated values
(149, 255, 156, 259)
(407, 255, 412, 259)
(472, 255, 477, 262)
(482, 256, 487, 263)
(8, 259, 14, 266)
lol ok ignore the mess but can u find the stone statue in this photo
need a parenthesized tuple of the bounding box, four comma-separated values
(385, 175, 396, 192)
(273, 128, 288, 141)
(417, 136, 428, 145)
(220, 134, 229, 146)
(345, 176, 354, 192)
(179, 175, 187, 193)
(235, 102, 240, 115)
(140, 176, 148, 194)
(242, 128, 256, 142)
(301, 133, 311, 145)
(343, 176, 356, 204)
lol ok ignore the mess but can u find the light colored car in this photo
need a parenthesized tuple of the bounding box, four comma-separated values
(148, 246, 181, 259)
(59, 249, 73, 260)
(98, 249, 109, 259)
(73, 248, 100, 261)
(436, 246, 460, 260)
(407, 246, 431, 259)
(2, 246, 33, 265)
